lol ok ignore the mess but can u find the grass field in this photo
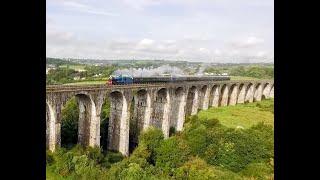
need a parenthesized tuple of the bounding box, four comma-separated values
(230, 76, 262, 80)
(64, 80, 106, 85)
(59, 65, 86, 71)
(197, 99, 274, 129)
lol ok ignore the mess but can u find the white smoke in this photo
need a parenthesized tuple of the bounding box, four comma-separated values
(196, 65, 207, 75)
(191, 63, 213, 76)
(113, 65, 186, 77)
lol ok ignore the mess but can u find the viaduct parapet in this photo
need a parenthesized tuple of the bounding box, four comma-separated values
(46, 80, 274, 156)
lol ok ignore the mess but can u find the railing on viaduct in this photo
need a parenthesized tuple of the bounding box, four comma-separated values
(46, 80, 274, 156)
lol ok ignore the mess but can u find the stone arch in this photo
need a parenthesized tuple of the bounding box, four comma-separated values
(151, 88, 167, 129)
(209, 85, 219, 107)
(228, 84, 238, 105)
(199, 85, 208, 110)
(269, 85, 274, 98)
(172, 87, 187, 131)
(46, 101, 57, 151)
(253, 83, 263, 102)
(129, 89, 149, 152)
(219, 84, 229, 106)
(108, 91, 128, 153)
(75, 93, 98, 147)
(151, 88, 171, 138)
(237, 84, 246, 104)
(186, 86, 199, 115)
(262, 83, 271, 99)
(245, 83, 254, 103)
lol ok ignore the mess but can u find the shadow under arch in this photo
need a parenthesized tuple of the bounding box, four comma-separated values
(209, 85, 219, 107)
(228, 84, 238, 105)
(219, 84, 228, 106)
(253, 83, 262, 102)
(170, 87, 184, 134)
(108, 91, 125, 151)
(129, 89, 148, 153)
(186, 86, 197, 115)
(237, 83, 246, 104)
(151, 88, 168, 129)
(199, 85, 208, 109)
(244, 83, 254, 103)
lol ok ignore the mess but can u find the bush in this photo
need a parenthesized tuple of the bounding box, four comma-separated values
(101, 151, 124, 168)
(52, 151, 75, 176)
(154, 137, 190, 174)
(201, 118, 220, 128)
(174, 157, 242, 180)
(46, 150, 54, 165)
(183, 123, 208, 156)
(138, 127, 164, 164)
(174, 157, 216, 180)
(169, 126, 176, 136)
(256, 100, 274, 113)
(240, 162, 274, 179)
(119, 163, 147, 180)
(86, 147, 104, 163)
(203, 123, 274, 172)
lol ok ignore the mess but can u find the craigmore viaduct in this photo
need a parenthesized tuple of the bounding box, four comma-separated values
(46, 80, 274, 156)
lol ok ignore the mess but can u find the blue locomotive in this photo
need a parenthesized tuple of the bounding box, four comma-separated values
(107, 74, 230, 85)
(107, 75, 134, 85)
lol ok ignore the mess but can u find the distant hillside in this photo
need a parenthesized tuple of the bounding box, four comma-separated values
(46, 57, 273, 68)
(46, 58, 79, 66)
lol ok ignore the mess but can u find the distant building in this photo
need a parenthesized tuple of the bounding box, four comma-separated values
(204, 72, 216, 75)
(93, 74, 102, 77)
(46, 67, 56, 74)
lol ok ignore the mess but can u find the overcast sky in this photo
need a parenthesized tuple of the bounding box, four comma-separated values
(46, 0, 274, 63)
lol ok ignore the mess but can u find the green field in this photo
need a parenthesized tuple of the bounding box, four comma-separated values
(64, 80, 106, 85)
(59, 65, 86, 71)
(230, 76, 262, 80)
(197, 99, 274, 129)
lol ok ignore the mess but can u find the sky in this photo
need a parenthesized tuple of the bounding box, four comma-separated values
(46, 0, 274, 63)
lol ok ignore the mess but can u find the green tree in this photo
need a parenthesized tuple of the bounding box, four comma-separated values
(154, 137, 190, 174)
(61, 97, 79, 148)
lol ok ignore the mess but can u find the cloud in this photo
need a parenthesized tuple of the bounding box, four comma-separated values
(53, 0, 119, 16)
(46, 0, 274, 63)
(245, 36, 265, 46)
(230, 36, 265, 49)
(47, 34, 273, 62)
(46, 20, 76, 45)
(138, 38, 155, 46)
(122, 0, 161, 10)
(199, 48, 210, 54)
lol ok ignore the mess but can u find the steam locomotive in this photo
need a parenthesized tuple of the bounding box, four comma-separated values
(107, 74, 230, 85)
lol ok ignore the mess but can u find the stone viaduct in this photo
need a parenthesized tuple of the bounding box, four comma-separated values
(46, 80, 274, 156)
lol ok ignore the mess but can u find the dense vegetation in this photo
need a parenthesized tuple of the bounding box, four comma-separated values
(47, 99, 274, 179)
(205, 65, 274, 79)
(46, 58, 79, 66)
(46, 65, 116, 85)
